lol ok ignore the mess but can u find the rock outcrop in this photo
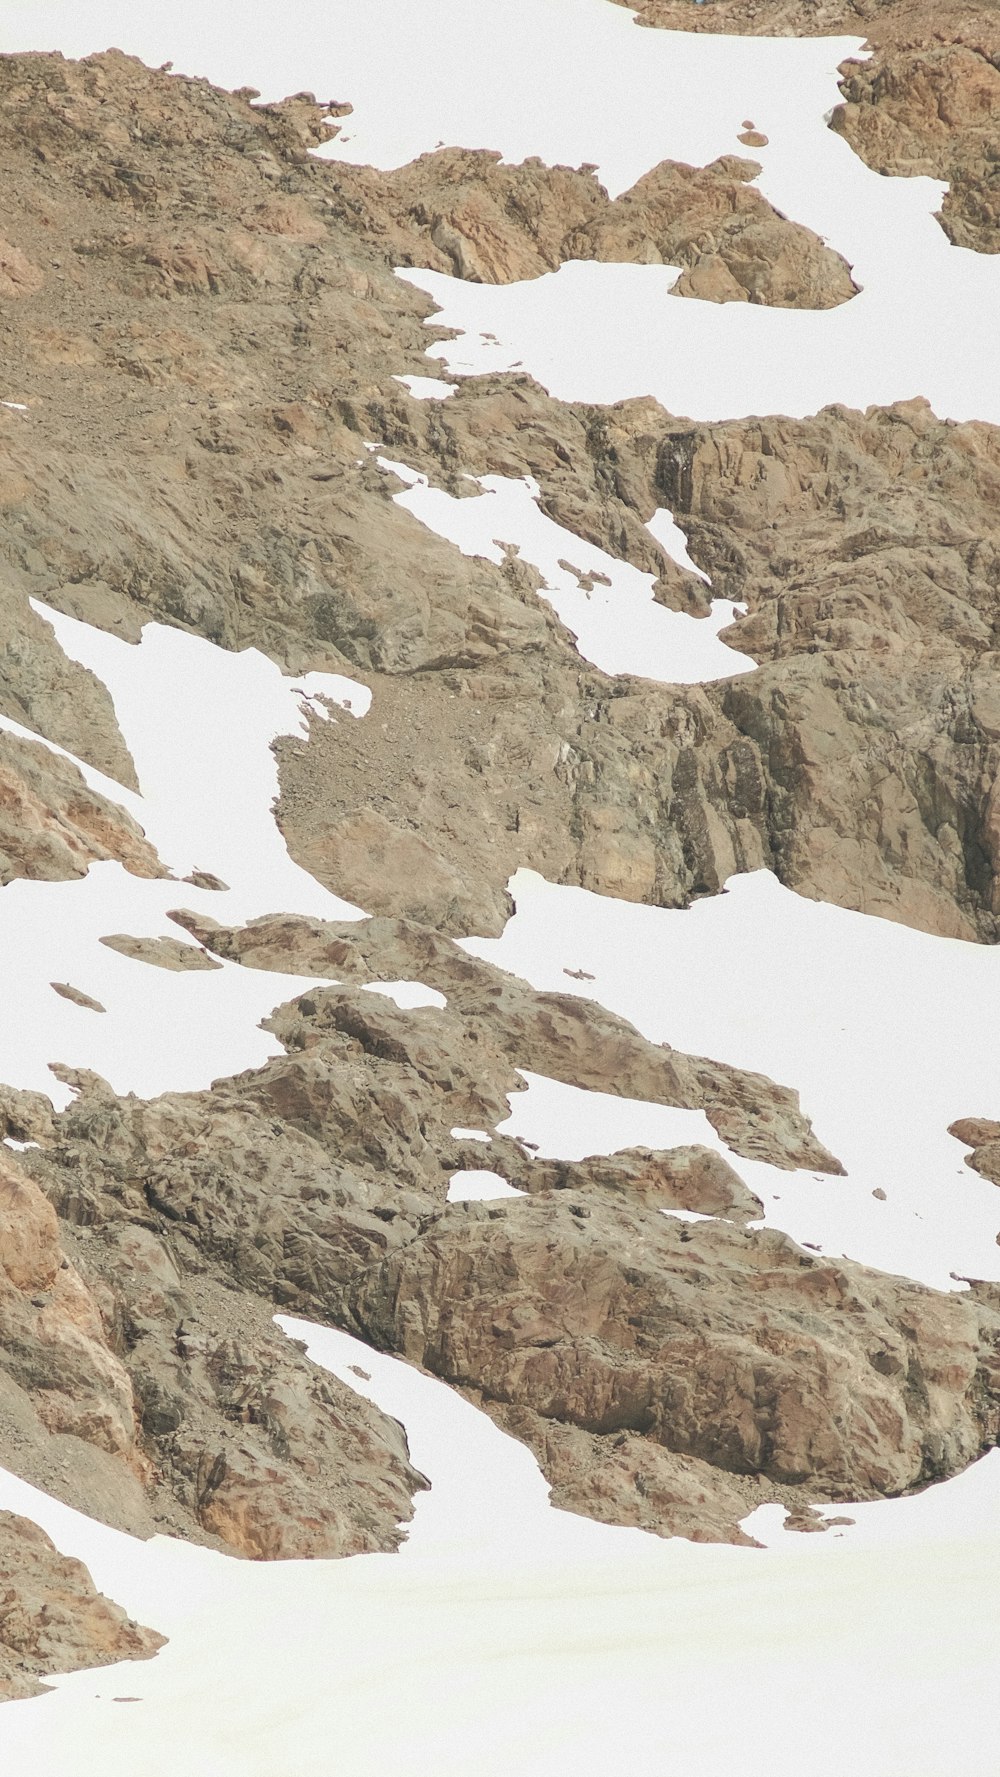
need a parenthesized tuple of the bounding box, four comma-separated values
(347, 1195, 1000, 1538)
(0, 729, 161, 886)
(1, 38, 1000, 1664)
(608, 0, 1000, 254)
(0, 1146, 425, 1559)
(0, 1511, 164, 1701)
(950, 1116, 1000, 1188)
(1, 995, 997, 1546)
(832, 36, 1000, 253)
(370, 147, 858, 306)
(1, 52, 999, 940)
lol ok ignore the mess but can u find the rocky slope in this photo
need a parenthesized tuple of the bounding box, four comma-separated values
(370, 146, 858, 306)
(950, 1116, 1000, 1189)
(1, 932, 998, 1548)
(277, 389, 1000, 943)
(0, 1145, 426, 1559)
(0, 729, 161, 885)
(0, 1511, 163, 1701)
(832, 35, 1000, 252)
(1, 38, 1000, 1694)
(2, 52, 999, 938)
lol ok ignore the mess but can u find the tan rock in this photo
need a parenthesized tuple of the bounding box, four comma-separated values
(0, 1512, 164, 1701)
(99, 934, 222, 971)
(0, 730, 160, 887)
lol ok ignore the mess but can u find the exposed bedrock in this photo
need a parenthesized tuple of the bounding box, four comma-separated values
(0, 1147, 425, 1561)
(0, 942, 997, 1548)
(0, 53, 998, 938)
(0, 1511, 164, 1701)
(366, 146, 858, 307)
(607, 0, 1000, 254)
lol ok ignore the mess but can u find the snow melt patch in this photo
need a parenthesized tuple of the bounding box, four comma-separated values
(446, 1169, 524, 1203)
(31, 601, 370, 918)
(1, 1323, 997, 1777)
(392, 373, 458, 400)
(380, 457, 751, 684)
(466, 869, 1000, 1291)
(362, 979, 447, 1010)
(500, 1068, 733, 1163)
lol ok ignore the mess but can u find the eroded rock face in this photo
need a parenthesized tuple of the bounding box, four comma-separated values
(0, 1511, 164, 1701)
(0, 1146, 425, 1560)
(1, 948, 996, 1547)
(950, 1116, 1000, 1187)
(607, 0, 1000, 255)
(1, 51, 998, 942)
(285, 387, 1000, 943)
(347, 1196, 1000, 1528)
(0, 36, 999, 1630)
(369, 147, 858, 306)
(168, 907, 840, 1171)
(0, 730, 161, 886)
(832, 38, 1000, 254)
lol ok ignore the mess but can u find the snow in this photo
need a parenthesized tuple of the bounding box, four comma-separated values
(466, 868, 1000, 1292)
(392, 374, 459, 400)
(0, 1, 997, 1767)
(380, 458, 752, 684)
(362, 980, 448, 1010)
(0, 1321, 997, 1777)
(500, 1067, 734, 1162)
(0, 607, 372, 1107)
(446, 1169, 524, 1202)
(32, 602, 370, 916)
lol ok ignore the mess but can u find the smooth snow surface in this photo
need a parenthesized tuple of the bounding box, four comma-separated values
(467, 869, 1000, 1292)
(446, 1169, 524, 1202)
(362, 979, 448, 1010)
(392, 374, 459, 400)
(1, 1322, 998, 1777)
(500, 1067, 734, 1161)
(380, 458, 752, 683)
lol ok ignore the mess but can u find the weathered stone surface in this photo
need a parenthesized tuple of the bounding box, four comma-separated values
(950, 1116, 1000, 1187)
(346, 1195, 1000, 1523)
(832, 38, 1000, 254)
(606, 0, 1000, 254)
(1, 964, 996, 1549)
(168, 907, 840, 1171)
(0, 1511, 164, 1701)
(0, 51, 997, 942)
(0, 730, 161, 887)
(369, 146, 858, 307)
(0, 1146, 425, 1560)
(99, 934, 222, 971)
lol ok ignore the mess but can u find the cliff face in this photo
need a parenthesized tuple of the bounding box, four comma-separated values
(1, 32, 1000, 1702)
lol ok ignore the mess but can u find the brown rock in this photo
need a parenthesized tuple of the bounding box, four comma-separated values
(0, 1146, 425, 1560)
(347, 1194, 1000, 1513)
(0, 730, 161, 887)
(99, 934, 222, 972)
(50, 982, 106, 1012)
(949, 1116, 1000, 1186)
(0, 1512, 164, 1701)
(373, 146, 857, 308)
